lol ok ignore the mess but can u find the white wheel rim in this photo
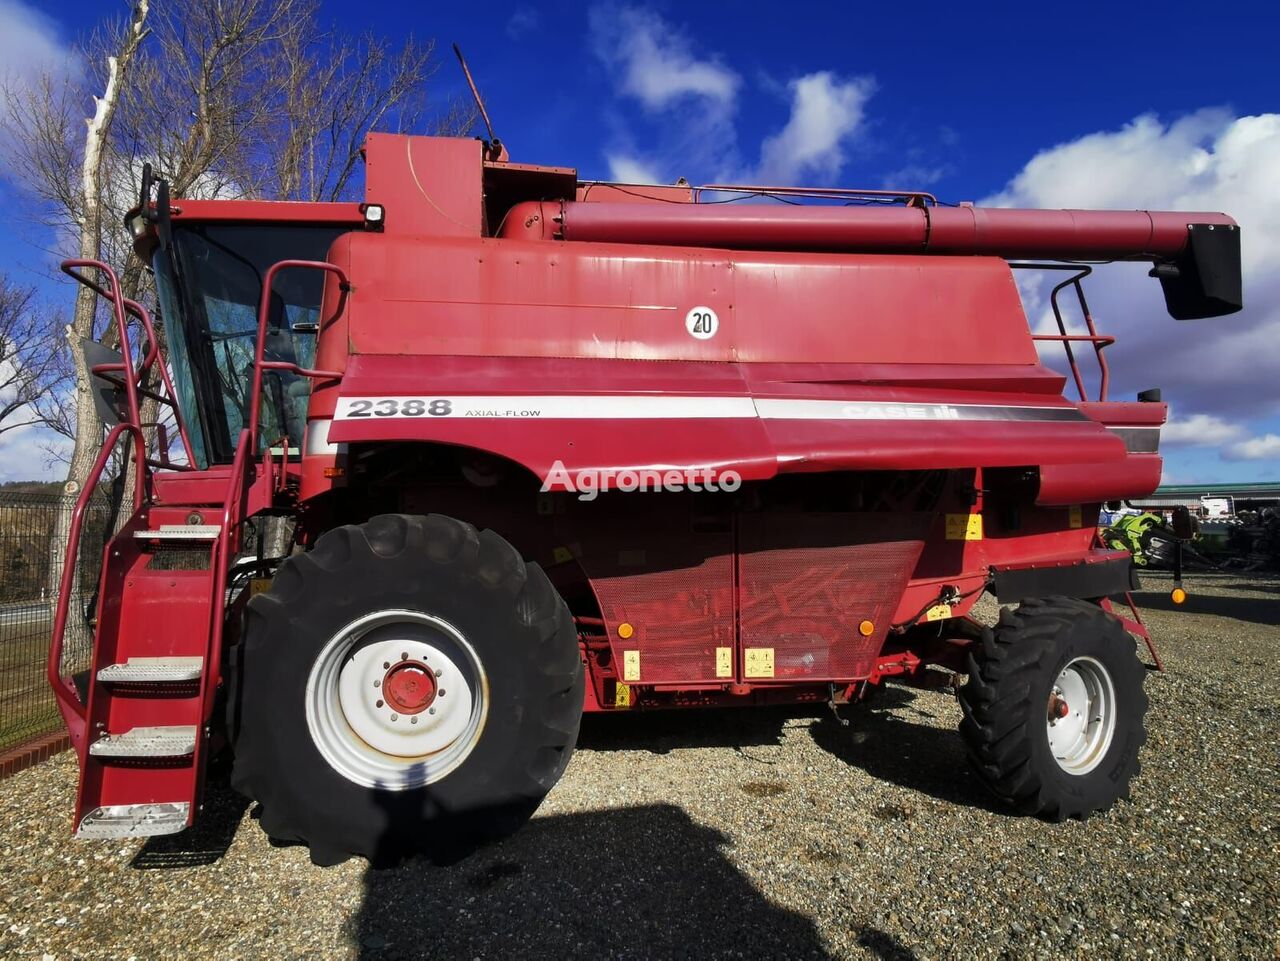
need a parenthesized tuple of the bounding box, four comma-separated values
(305, 609, 488, 790)
(1046, 655, 1117, 775)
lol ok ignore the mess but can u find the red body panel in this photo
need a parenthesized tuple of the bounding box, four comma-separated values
(321, 232, 1037, 365)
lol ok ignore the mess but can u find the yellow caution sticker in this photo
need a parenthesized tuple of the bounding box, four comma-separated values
(1069, 505, 1083, 529)
(925, 604, 952, 622)
(622, 650, 641, 682)
(248, 577, 273, 598)
(614, 682, 632, 708)
(946, 513, 984, 541)
(715, 646, 733, 678)
(744, 647, 775, 679)
(552, 546, 574, 564)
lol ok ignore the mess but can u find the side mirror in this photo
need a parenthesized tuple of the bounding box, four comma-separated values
(1170, 506, 1197, 540)
(79, 338, 128, 424)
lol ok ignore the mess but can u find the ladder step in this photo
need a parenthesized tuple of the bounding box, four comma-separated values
(97, 656, 204, 683)
(89, 725, 198, 758)
(133, 524, 220, 541)
(77, 802, 190, 839)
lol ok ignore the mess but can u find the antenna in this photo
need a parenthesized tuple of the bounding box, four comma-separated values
(452, 43, 504, 160)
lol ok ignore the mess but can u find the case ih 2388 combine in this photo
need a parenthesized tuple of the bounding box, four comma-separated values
(49, 131, 1241, 865)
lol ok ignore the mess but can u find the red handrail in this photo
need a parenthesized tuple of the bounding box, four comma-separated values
(200, 428, 252, 716)
(1012, 263, 1114, 402)
(61, 261, 143, 429)
(47, 423, 145, 741)
(60, 261, 195, 465)
(248, 259, 348, 448)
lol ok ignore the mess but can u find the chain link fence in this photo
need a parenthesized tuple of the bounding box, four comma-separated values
(0, 491, 112, 752)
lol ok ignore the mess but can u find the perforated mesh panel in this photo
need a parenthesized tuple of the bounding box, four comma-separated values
(575, 507, 928, 686)
(566, 501, 736, 686)
(738, 514, 928, 681)
(591, 551, 735, 685)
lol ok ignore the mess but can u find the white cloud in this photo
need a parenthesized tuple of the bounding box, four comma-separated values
(1223, 433, 1280, 461)
(880, 164, 946, 190)
(589, 5, 739, 111)
(754, 72, 874, 185)
(589, 5, 875, 188)
(505, 7, 539, 40)
(0, 0, 75, 117)
(606, 153, 662, 185)
(589, 4, 743, 183)
(1160, 412, 1245, 446)
(986, 110, 1280, 431)
(0, 421, 69, 482)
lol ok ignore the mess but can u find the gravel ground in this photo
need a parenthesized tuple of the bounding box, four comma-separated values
(0, 570, 1276, 960)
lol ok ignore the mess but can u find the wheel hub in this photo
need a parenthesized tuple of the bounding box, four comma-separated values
(305, 610, 488, 790)
(1045, 655, 1117, 776)
(382, 660, 437, 714)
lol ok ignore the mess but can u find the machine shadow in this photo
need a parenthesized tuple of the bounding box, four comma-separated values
(576, 703, 812, 756)
(1130, 587, 1280, 627)
(809, 684, 1007, 817)
(130, 766, 251, 869)
(352, 803, 835, 960)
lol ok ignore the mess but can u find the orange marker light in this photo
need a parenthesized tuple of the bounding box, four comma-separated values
(323, 467, 345, 478)
(1171, 587, 1187, 605)
(858, 620, 876, 637)
(618, 622, 634, 639)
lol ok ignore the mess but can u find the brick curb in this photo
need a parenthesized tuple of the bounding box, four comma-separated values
(0, 730, 72, 781)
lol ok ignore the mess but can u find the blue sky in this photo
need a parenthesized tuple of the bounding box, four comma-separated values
(1, 0, 1278, 483)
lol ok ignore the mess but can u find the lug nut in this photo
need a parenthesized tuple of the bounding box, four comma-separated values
(383, 662, 390, 670)
(376, 699, 384, 708)
(374, 679, 381, 688)
(390, 713, 398, 722)
(439, 689, 446, 697)
(428, 707, 436, 715)
(434, 669, 442, 677)
(401, 652, 408, 660)
(410, 717, 418, 725)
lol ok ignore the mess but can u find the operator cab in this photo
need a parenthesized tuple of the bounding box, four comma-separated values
(151, 223, 347, 467)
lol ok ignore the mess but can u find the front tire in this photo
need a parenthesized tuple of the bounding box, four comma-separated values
(958, 596, 1147, 820)
(228, 514, 584, 865)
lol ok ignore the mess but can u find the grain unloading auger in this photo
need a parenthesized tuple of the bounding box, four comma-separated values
(49, 132, 1240, 864)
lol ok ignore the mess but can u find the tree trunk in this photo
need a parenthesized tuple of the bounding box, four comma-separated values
(48, 1, 150, 668)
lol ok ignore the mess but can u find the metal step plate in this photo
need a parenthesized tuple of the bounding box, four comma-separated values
(77, 802, 190, 839)
(97, 656, 204, 683)
(89, 725, 198, 758)
(133, 524, 220, 541)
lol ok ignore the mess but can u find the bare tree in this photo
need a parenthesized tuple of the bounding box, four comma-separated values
(0, 275, 71, 438)
(266, 30, 452, 201)
(115, 0, 473, 205)
(29, 3, 150, 500)
(0, 0, 472, 615)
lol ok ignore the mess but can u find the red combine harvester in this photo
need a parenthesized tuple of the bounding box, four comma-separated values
(50, 132, 1241, 865)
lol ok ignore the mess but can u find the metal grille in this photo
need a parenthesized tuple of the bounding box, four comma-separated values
(592, 553, 735, 685)
(0, 491, 111, 752)
(572, 508, 735, 685)
(739, 513, 928, 681)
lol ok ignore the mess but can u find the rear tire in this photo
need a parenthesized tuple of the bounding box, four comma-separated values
(958, 596, 1147, 820)
(228, 514, 584, 865)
